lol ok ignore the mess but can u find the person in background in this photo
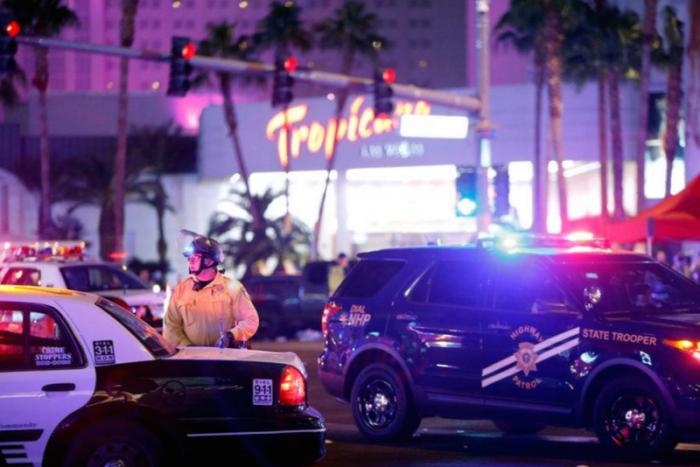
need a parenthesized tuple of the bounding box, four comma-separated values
(164, 235, 259, 348)
(328, 252, 351, 295)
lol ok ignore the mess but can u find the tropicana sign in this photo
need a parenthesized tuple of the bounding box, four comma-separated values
(265, 95, 432, 167)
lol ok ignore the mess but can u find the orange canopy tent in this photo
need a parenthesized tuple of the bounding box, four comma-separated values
(607, 174, 700, 244)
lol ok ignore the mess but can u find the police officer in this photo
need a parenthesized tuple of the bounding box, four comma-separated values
(164, 235, 259, 348)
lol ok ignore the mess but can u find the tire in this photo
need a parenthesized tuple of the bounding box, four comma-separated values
(593, 376, 678, 458)
(493, 420, 545, 435)
(256, 310, 282, 340)
(351, 363, 421, 441)
(61, 420, 169, 467)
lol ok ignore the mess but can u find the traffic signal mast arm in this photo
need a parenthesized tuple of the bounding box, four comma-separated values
(15, 35, 481, 113)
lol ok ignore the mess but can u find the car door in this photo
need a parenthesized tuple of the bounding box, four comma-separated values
(480, 257, 581, 408)
(391, 258, 493, 401)
(0, 302, 95, 466)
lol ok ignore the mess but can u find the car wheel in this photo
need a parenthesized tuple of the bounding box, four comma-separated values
(62, 420, 168, 467)
(351, 363, 421, 441)
(493, 420, 545, 435)
(593, 376, 678, 458)
(257, 311, 282, 340)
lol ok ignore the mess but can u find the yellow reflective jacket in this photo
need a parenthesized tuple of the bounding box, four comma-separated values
(164, 273, 259, 347)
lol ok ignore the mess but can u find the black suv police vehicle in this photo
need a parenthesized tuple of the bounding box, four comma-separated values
(318, 235, 700, 457)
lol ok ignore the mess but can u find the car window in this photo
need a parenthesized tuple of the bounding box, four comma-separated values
(494, 261, 573, 314)
(335, 260, 405, 299)
(0, 309, 24, 370)
(61, 266, 148, 292)
(559, 261, 700, 314)
(412, 261, 489, 307)
(0, 307, 81, 371)
(2, 268, 41, 286)
(97, 298, 175, 358)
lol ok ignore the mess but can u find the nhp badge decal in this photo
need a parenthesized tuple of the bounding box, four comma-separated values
(339, 304, 372, 327)
(514, 342, 537, 376)
(481, 327, 580, 389)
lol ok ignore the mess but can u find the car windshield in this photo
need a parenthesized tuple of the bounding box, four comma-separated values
(558, 261, 700, 314)
(97, 298, 176, 358)
(61, 265, 148, 292)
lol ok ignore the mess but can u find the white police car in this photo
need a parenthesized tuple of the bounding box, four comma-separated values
(0, 285, 326, 467)
(0, 242, 166, 329)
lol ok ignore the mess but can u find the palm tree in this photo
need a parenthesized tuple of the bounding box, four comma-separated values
(312, 1, 388, 258)
(53, 154, 164, 260)
(636, 0, 658, 214)
(195, 21, 262, 226)
(562, 2, 641, 223)
(496, 3, 547, 232)
(114, 0, 140, 261)
(208, 188, 311, 279)
(652, 6, 684, 198)
(0, 67, 27, 119)
(688, 1, 700, 154)
(128, 122, 178, 282)
(2, 0, 78, 239)
(253, 2, 312, 231)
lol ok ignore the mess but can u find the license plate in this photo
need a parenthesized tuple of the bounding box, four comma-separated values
(253, 379, 273, 406)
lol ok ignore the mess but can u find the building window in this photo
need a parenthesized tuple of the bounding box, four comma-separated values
(174, 20, 182, 28)
(153, 19, 161, 29)
(186, 20, 194, 29)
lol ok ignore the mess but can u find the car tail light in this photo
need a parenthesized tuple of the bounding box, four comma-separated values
(664, 339, 700, 361)
(321, 301, 341, 338)
(279, 366, 306, 406)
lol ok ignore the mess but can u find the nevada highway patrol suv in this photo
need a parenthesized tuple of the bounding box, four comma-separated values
(0, 286, 325, 467)
(318, 235, 700, 457)
(0, 241, 166, 329)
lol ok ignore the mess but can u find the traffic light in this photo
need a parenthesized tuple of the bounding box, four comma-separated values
(0, 14, 20, 75)
(493, 164, 511, 218)
(167, 36, 195, 97)
(272, 55, 296, 107)
(455, 166, 478, 217)
(373, 68, 395, 118)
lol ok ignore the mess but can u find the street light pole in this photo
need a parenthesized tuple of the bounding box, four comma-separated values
(474, 0, 495, 233)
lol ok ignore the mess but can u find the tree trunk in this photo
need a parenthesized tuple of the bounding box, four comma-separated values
(34, 46, 51, 239)
(283, 102, 292, 235)
(312, 47, 354, 259)
(636, 0, 658, 214)
(115, 0, 139, 262)
(157, 203, 167, 282)
(687, 1, 700, 148)
(543, 1, 568, 230)
(608, 69, 625, 220)
(533, 59, 546, 233)
(219, 74, 261, 226)
(99, 200, 116, 261)
(598, 74, 609, 220)
(664, 61, 683, 197)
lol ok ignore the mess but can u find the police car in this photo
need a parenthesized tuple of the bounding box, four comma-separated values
(318, 234, 700, 457)
(0, 242, 166, 329)
(0, 286, 326, 467)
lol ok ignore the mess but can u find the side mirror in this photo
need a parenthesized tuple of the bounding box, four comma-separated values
(583, 286, 602, 311)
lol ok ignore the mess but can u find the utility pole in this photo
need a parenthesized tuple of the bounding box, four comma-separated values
(474, 0, 496, 233)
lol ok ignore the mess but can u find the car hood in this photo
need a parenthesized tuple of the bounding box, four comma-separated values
(167, 346, 307, 377)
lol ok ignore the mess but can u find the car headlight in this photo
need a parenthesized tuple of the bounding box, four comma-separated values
(664, 339, 700, 362)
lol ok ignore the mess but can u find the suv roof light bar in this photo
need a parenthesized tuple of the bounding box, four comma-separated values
(475, 233, 611, 251)
(2, 240, 86, 262)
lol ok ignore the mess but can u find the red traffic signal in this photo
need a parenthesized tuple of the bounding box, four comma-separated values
(283, 56, 298, 73)
(181, 43, 196, 60)
(382, 68, 396, 84)
(5, 21, 20, 38)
